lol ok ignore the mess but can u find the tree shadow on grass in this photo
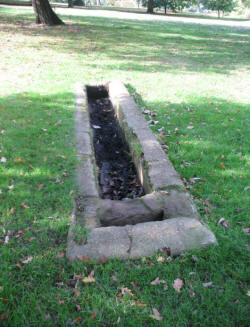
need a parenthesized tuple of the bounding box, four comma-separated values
(0, 8, 249, 75)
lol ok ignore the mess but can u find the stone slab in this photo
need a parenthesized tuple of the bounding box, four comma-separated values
(129, 218, 217, 258)
(77, 155, 99, 197)
(67, 217, 216, 260)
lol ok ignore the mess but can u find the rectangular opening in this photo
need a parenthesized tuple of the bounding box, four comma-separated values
(87, 85, 145, 201)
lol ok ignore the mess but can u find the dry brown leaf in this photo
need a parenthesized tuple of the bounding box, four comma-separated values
(38, 184, 44, 190)
(132, 301, 147, 307)
(91, 312, 97, 320)
(82, 276, 95, 283)
(163, 284, 169, 291)
(75, 304, 81, 312)
(22, 257, 33, 264)
(16, 263, 23, 271)
(117, 287, 134, 298)
(173, 278, 184, 292)
(151, 277, 166, 285)
(58, 299, 64, 305)
(21, 202, 30, 209)
(0, 313, 8, 321)
(220, 162, 226, 169)
(150, 308, 163, 321)
(7, 208, 15, 215)
(73, 316, 82, 323)
(205, 207, 211, 215)
(14, 158, 26, 163)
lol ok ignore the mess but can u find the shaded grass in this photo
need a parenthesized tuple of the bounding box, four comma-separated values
(0, 5, 250, 327)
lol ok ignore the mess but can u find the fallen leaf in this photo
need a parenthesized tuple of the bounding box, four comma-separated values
(0, 313, 8, 321)
(91, 312, 97, 320)
(205, 207, 211, 215)
(202, 282, 213, 287)
(132, 301, 147, 307)
(22, 256, 33, 264)
(151, 277, 166, 285)
(130, 281, 140, 290)
(73, 316, 82, 323)
(8, 185, 14, 190)
(217, 218, 230, 228)
(21, 202, 30, 209)
(112, 275, 118, 282)
(7, 208, 15, 215)
(58, 299, 64, 305)
(187, 126, 194, 129)
(77, 255, 92, 263)
(157, 256, 165, 262)
(173, 278, 184, 292)
(75, 304, 81, 311)
(69, 190, 75, 195)
(16, 263, 23, 271)
(82, 276, 95, 283)
(220, 162, 226, 169)
(243, 227, 250, 233)
(163, 284, 169, 291)
(150, 308, 163, 321)
(38, 184, 44, 190)
(117, 287, 134, 297)
(14, 158, 26, 163)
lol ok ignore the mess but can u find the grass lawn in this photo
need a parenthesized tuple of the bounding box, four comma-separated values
(0, 5, 249, 327)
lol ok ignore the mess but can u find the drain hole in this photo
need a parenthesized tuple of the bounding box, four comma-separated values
(87, 85, 145, 200)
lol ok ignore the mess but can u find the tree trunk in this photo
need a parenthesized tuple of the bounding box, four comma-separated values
(218, 10, 220, 18)
(164, 4, 166, 14)
(32, 0, 64, 25)
(147, 0, 154, 13)
(68, 0, 73, 8)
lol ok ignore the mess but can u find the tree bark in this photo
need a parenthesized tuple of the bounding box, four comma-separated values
(147, 0, 154, 13)
(32, 0, 64, 25)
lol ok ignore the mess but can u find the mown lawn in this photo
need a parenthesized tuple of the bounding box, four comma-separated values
(0, 5, 249, 327)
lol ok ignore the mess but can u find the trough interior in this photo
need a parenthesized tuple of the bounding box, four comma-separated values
(86, 85, 145, 201)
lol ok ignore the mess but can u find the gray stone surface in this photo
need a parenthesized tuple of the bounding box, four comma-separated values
(67, 217, 216, 260)
(77, 155, 99, 197)
(98, 196, 163, 226)
(67, 224, 130, 261)
(148, 159, 184, 190)
(76, 132, 92, 156)
(129, 218, 217, 258)
(163, 189, 199, 219)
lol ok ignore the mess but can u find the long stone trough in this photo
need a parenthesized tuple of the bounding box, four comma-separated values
(66, 80, 216, 261)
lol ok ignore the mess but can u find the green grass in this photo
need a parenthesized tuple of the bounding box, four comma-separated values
(0, 5, 250, 326)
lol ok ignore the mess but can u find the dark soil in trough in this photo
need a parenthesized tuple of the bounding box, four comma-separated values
(87, 86, 144, 200)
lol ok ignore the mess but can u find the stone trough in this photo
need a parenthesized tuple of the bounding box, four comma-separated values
(66, 80, 216, 261)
